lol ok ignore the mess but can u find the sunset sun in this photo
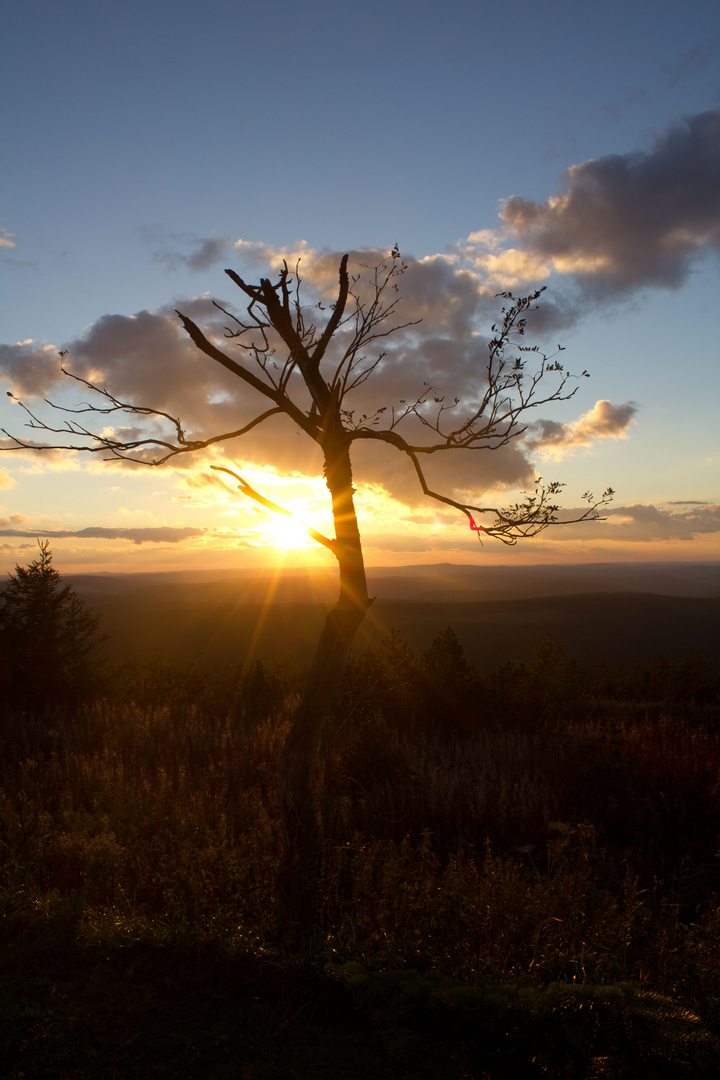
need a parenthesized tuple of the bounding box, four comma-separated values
(262, 512, 316, 551)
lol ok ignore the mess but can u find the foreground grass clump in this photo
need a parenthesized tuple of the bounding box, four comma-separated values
(1, 637, 720, 1077)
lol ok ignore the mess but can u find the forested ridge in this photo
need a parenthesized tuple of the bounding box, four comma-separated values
(68, 574, 720, 672)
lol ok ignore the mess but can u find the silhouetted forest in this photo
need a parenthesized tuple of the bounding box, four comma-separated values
(2, 575, 720, 1077)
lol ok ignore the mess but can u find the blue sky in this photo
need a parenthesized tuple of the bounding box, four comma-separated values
(1, 0, 719, 572)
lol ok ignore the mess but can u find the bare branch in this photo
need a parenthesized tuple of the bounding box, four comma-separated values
(310, 254, 349, 367)
(211, 465, 337, 553)
(352, 426, 613, 544)
(2, 382, 285, 464)
(174, 310, 315, 432)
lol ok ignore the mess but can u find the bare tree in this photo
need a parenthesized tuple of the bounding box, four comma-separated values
(2, 249, 612, 936)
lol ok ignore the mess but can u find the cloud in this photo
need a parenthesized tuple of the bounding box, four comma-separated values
(0, 468, 16, 489)
(0, 252, 532, 492)
(602, 502, 720, 542)
(526, 399, 638, 460)
(467, 107, 720, 298)
(141, 226, 232, 271)
(0, 526, 204, 545)
(0, 229, 15, 249)
(0, 340, 66, 397)
(0, 245, 620, 512)
(362, 531, 483, 554)
(356, 532, 434, 553)
(468, 248, 551, 290)
(660, 45, 716, 89)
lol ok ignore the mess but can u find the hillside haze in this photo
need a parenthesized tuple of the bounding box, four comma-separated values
(64, 562, 720, 672)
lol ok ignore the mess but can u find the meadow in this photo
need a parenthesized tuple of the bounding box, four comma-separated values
(2, 628, 720, 1077)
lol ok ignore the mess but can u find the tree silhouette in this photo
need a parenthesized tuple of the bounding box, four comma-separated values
(1, 249, 612, 936)
(0, 540, 105, 712)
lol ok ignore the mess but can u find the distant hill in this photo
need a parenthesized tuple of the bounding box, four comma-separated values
(68, 560, 720, 603)
(367, 561, 720, 602)
(67, 562, 720, 671)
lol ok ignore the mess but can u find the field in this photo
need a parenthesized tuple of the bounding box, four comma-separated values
(2, 565, 720, 1077)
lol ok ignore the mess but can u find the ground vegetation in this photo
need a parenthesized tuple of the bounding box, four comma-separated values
(1, 631, 719, 1077)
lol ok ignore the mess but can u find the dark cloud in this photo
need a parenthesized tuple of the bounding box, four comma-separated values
(0, 341, 66, 397)
(141, 226, 231, 272)
(0, 302, 276, 450)
(0, 526, 204, 545)
(499, 107, 720, 295)
(185, 239, 231, 271)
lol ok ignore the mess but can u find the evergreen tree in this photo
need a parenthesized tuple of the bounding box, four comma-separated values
(419, 627, 477, 732)
(0, 540, 105, 710)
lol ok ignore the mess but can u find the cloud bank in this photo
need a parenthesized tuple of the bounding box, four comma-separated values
(1, 503, 716, 558)
(1, 247, 632, 509)
(0, 526, 204, 545)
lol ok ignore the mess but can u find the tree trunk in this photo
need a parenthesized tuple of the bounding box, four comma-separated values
(278, 436, 370, 939)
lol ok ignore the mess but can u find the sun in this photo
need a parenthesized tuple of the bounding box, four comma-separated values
(262, 512, 315, 551)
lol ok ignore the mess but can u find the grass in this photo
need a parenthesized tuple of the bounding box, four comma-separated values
(1, 635, 720, 1077)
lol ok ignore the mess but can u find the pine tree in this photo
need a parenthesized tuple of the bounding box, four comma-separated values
(0, 540, 105, 711)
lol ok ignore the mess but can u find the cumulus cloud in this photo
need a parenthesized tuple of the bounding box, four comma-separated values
(0, 526, 204, 545)
(1, 247, 554, 504)
(1, 241, 632, 514)
(526, 399, 638, 460)
(0, 340, 67, 397)
(469, 248, 552, 290)
(467, 107, 720, 298)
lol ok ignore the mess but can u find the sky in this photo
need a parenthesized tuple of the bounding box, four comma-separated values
(1, 0, 719, 574)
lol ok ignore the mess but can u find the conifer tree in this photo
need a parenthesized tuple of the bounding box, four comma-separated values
(0, 540, 105, 710)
